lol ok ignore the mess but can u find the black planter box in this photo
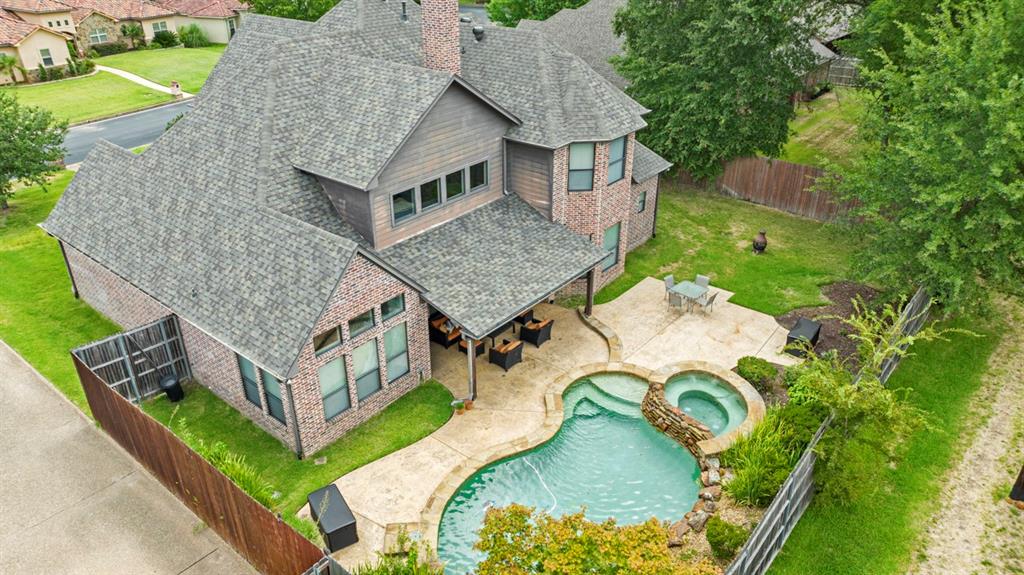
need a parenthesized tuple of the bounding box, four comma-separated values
(308, 484, 358, 552)
(786, 318, 822, 357)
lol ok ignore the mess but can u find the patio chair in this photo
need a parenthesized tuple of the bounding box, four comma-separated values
(489, 339, 523, 371)
(664, 275, 675, 299)
(695, 274, 710, 288)
(698, 292, 718, 315)
(521, 319, 554, 347)
(512, 309, 535, 332)
(668, 292, 685, 309)
(429, 317, 461, 348)
(458, 339, 485, 357)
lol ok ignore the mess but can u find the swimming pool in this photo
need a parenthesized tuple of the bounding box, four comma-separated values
(436, 373, 701, 574)
(665, 371, 748, 436)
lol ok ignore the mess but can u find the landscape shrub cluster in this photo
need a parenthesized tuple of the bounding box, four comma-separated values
(705, 516, 751, 561)
(152, 30, 180, 48)
(178, 24, 211, 48)
(90, 41, 129, 57)
(736, 356, 776, 393)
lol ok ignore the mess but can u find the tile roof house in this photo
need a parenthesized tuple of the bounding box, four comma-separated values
(44, 0, 672, 456)
(59, 0, 244, 51)
(0, 5, 72, 82)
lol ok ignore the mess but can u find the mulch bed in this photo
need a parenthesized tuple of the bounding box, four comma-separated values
(775, 281, 880, 366)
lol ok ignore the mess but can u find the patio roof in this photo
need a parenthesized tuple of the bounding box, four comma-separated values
(383, 195, 608, 340)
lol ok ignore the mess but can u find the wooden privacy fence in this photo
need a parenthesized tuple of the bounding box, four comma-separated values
(72, 353, 325, 575)
(73, 315, 191, 403)
(726, 287, 931, 575)
(715, 157, 848, 221)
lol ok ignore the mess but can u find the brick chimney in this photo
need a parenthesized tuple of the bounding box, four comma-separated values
(421, 0, 460, 75)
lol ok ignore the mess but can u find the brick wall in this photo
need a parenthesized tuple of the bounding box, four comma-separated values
(64, 243, 297, 447)
(552, 134, 637, 295)
(626, 176, 659, 251)
(421, 0, 460, 75)
(289, 254, 432, 455)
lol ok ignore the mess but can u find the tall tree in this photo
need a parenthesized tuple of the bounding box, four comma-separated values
(486, 0, 586, 27)
(0, 93, 67, 210)
(831, 0, 1024, 310)
(613, 0, 828, 180)
(841, 0, 945, 74)
(248, 0, 338, 21)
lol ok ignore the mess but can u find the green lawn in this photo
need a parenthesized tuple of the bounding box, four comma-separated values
(143, 381, 453, 523)
(769, 315, 1004, 575)
(0, 173, 120, 413)
(595, 183, 856, 316)
(779, 88, 870, 168)
(96, 45, 227, 94)
(0, 71, 174, 124)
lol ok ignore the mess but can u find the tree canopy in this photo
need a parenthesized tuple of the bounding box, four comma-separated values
(613, 0, 827, 180)
(831, 0, 1024, 310)
(486, 0, 586, 27)
(0, 92, 67, 210)
(247, 0, 338, 21)
(841, 0, 945, 73)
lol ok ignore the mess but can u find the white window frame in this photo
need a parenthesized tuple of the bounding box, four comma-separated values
(89, 29, 109, 44)
(152, 21, 168, 33)
(39, 48, 54, 67)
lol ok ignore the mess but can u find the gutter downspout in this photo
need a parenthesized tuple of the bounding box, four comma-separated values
(285, 381, 305, 459)
(651, 174, 661, 239)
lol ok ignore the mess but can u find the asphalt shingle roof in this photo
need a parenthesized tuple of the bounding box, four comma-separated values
(42, 142, 357, 379)
(632, 141, 672, 183)
(383, 195, 608, 339)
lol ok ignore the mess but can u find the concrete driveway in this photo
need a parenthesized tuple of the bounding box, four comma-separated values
(0, 340, 256, 575)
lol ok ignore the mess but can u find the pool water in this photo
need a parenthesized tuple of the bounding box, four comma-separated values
(665, 372, 747, 436)
(436, 374, 701, 574)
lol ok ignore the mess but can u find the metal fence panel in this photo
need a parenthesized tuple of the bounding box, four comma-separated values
(725, 287, 930, 575)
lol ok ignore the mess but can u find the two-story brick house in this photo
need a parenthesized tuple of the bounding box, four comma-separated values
(43, 0, 671, 457)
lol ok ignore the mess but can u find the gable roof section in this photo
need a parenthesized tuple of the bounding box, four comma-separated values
(0, 8, 38, 44)
(59, 0, 172, 20)
(382, 195, 608, 339)
(152, 0, 243, 18)
(42, 141, 359, 379)
(0, 0, 71, 14)
(518, 0, 625, 90)
(631, 141, 672, 183)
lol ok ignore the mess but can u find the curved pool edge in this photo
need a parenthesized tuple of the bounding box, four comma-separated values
(650, 360, 766, 455)
(418, 362, 654, 556)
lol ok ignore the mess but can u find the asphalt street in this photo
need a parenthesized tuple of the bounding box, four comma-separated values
(64, 100, 192, 165)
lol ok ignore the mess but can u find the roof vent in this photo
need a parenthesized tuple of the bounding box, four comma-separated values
(472, 25, 484, 42)
(400, 0, 408, 21)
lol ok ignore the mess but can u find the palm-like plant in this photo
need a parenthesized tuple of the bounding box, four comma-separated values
(120, 23, 144, 49)
(0, 54, 26, 84)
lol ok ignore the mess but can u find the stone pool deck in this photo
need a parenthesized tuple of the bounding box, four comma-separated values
(320, 280, 794, 568)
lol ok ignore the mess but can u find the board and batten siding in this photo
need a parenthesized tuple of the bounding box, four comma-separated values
(507, 141, 553, 219)
(370, 83, 514, 249)
(318, 176, 375, 244)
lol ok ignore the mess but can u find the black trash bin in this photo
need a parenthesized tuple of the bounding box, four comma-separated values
(308, 484, 358, 552)
(786, 318, 822, 357)
(159, 374, 185, 402)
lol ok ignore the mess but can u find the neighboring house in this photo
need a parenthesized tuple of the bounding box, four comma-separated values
(63, 0, 244, 52)
(519, 0, 855, 92)
(0, 0, 77, 35)
(43, 0, 672, 457)
(0, 7, 71, 83)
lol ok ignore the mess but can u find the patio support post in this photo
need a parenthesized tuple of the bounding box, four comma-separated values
(584, 268, 596, 317)
(466, 336, 477, 401)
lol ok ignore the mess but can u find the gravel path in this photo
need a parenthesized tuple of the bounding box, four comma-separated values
(912, 297, 1024, 575)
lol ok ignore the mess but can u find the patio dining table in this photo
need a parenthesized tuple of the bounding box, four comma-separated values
(670, 280, 709, 310)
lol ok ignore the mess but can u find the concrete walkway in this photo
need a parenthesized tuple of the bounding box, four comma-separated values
(0, 340, 256, 575)
(96, 65, 194, 97)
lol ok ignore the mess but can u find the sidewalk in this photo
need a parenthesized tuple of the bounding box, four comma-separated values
(0, 340, 255, 575)
(95, 64, 194, 98)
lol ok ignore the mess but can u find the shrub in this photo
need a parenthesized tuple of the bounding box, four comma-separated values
(737, 356, 776, 392)
(47, 66, 63, 81)
(87, 48, 100, 59)
(92, 41, 128, 56)
(178, 24, 211, 48)
(352, 531, 443, 575)
(165, 112, 183, 132)
(152, 30, 180, 48)
(705, 516, 750, 561)
(36, 64, 46, 82)
(81, 58, 96, 73)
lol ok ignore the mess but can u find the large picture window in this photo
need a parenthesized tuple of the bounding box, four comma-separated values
(237, 355, 261, 407)
(568, 142, 595, 191)
(352, 339, 381, 400)
(607, 137, 626, 184)
(319, 357, 350, 419)
(384, 322, 409, 382)
(88, 29, 108, 44)
(602, 222, 621, 271)
(261, 370, 286, 424)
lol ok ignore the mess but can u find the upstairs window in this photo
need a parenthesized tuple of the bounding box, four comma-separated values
(392, 188, 416, 224)
(568, 142, 595, 191)
(445, 169, 465, 200)
(381, 294, 405, 321)
(261, 370, 286, 424)
(89, 29, 108, 44)
(607, 137, 626, 184)
(420, 178, 441, 210)
(237, 355, 261, 408)
(348, 308, 376, 338)
(313, 326, 341, 356)
(469, 161, 488, 191)
(39, 48, 54, 66)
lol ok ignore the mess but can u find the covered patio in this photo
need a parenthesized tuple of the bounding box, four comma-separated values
(383, 195, 609, 402)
